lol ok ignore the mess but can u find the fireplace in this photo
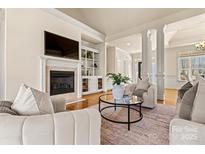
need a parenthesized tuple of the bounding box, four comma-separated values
(50, 70, 74, 96)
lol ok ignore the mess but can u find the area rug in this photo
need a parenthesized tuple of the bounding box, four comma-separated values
(91, 104, 176, 145)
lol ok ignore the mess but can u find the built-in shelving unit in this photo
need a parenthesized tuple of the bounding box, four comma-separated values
(81, 46, 100, 76)
(81, 45, 103, 95)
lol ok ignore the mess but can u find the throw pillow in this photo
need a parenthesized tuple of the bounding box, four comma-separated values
(0, 101, 13, 108)
(135, 78, 150, 91)
(0, 101, 18, 115)
(11, 85, 54, 116)
(191, 78, 205, 124)
(124, 84, 137, 96)
(178, 82, 193, 99)
(178, 83, 198, 120)
(13, 84, 28, 105)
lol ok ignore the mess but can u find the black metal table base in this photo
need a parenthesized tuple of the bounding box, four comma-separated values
(99, 97, 143, 131)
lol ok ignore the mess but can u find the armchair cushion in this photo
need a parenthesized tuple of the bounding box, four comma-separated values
(133, 89, 147, 98)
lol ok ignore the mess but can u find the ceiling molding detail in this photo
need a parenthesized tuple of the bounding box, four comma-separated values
(106, 9, 205, 42)
(41, 8, 105, 43)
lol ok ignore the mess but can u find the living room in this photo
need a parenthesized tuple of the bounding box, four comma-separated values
(1, 2, 205, 150)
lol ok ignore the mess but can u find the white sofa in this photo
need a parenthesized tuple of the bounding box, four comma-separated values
(0, 96, 101, 145)
(169, 118, 205, 144)
(169, 80, 205, 145)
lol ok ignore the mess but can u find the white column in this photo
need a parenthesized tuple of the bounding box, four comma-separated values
(156, 25, 165, 100)
(141, 30, 152, 79)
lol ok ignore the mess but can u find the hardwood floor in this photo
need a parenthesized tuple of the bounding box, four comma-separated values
(66, 89, 177, 110)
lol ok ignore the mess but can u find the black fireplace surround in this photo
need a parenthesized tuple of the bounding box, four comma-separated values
(50, 70, 74, 96)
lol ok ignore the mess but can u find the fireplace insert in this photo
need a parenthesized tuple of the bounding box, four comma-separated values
(50, 70, 74, 96)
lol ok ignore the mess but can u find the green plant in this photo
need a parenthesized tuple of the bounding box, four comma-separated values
(106, 73, 130, 85)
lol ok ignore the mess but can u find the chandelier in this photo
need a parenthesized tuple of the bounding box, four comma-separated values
(195, 41, 205, 51)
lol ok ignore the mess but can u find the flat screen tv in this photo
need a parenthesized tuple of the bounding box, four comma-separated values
(44, 31, 79, 60)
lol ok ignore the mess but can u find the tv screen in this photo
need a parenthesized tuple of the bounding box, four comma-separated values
(44, 31, 79, 60)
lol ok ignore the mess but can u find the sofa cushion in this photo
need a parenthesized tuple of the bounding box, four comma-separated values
(178, 82, 198, 120)
(136, 78, 150, 91)
(178, 82, 193, 99)
(11, 85, 54, 116)
(191, 78, 205, 124)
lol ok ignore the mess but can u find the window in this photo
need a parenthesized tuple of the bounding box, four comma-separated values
(178, 55, 205, 81)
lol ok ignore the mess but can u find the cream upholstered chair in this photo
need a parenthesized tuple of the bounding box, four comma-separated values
(0, 96, 101, 145)
(124, 83, 157, 109)
(141, 83, 157, 108)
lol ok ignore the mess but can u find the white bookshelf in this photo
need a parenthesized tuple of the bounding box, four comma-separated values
(81, 45, 103, 95)
(81, 46, 100, 76)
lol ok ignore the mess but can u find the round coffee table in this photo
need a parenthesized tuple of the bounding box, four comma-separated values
(99, 94, 143, 130)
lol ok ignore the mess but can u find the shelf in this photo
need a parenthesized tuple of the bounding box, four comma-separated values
(82, 76, 102, 78)
(82, 58, 94, 61)
(87, 67, 94, 69)
(81, 46, 99, 53)
(81, 45, 101, 77)
(87, 58, 94, 61)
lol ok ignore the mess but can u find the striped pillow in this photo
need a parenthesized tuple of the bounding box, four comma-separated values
(0, 101, 18, 115)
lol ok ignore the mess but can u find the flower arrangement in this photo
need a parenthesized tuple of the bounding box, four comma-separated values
(195, 41, 205, 51)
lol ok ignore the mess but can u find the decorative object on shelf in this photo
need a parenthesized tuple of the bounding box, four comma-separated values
(195, 41, 205, 51)
(94, 63, 98, 68)
(81, 46, 100, 77)
(87, 52, 93, 59)
(107, 73, 130, 99)
(81, 51, 86, 58)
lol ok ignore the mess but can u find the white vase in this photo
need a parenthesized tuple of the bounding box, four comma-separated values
(112, 85, 124, 99)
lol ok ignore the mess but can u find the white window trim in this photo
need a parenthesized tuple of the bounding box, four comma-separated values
(178, 54, 205, 81)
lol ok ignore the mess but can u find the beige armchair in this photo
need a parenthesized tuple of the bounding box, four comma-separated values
(142, 84, 157, 108)
(124, 83, 157, 109)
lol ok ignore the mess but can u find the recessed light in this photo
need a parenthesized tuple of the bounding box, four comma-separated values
(127, 42, 131, 46)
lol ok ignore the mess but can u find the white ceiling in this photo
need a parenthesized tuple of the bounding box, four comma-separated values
(165, 13, 205, 48)
(108, 34, 142, 54)
(58, 9, 205, 54)
(58, 8, 185, 36)
(109, 13, 205, 53)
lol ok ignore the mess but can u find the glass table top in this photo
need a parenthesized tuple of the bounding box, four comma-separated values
(99, 94, 143, 105)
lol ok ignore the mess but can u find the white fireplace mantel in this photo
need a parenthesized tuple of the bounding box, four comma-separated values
(40, 55, 82, 98)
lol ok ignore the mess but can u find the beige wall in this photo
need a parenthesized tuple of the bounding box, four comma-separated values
(5, 9, 81, 99)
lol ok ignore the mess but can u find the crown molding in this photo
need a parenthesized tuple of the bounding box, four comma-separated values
(41, 8, 105, 43)
(106, 9, 205, 42)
